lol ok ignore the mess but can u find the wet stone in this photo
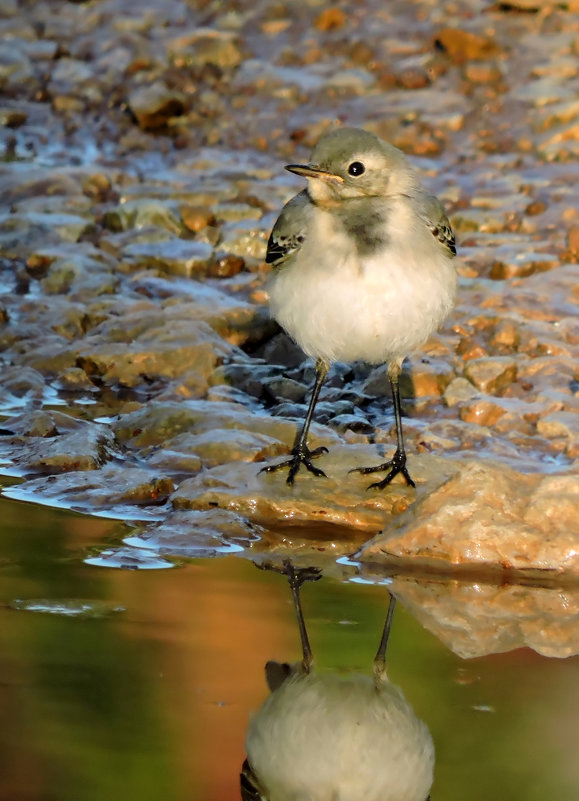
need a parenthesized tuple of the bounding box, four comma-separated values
(443, 376, 479, 407)
(404, 359, 454, 398)
(490, 253, 559, 280)
(463, 61, 503, 84)
(0, 106, 28, 127)
(0, 365, 45, 402)
(463, 357, 517, 395)
(215, 203, 263, 223)
(0, 411, 118, 474)
(210, 361, 282, 398)
(180, 205, 216, 233)
(219, 220, 268, 260)
(171, 448, 450, 539)
(459, 398, 507, 427)
(259, 334, 308, 369)
(262, 376, 308, 404)
(77, 320, 234, 388)
(490, 321, 521, 351)
(129, 509, 263, 559)
(168, 29, 243, 70)
(120, 240, 214, 277)
(330, 413, 374, 435)
(104, 199, 183, 235)
(537, 412, 579, 440)
(434, 28, 500, 63)
(358, 460, 579, 577)
(162, 428, 285, 469)
(111, 399, 339, 455)
(128, 81, 186, 130)
(3, 465, 176, 517)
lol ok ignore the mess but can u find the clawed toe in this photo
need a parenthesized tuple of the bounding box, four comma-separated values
(257, 559, 322, 587)
(350, 449, 416, 490)
(259, 446, 329, 485)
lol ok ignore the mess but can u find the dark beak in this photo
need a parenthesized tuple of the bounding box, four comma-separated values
(285, 164, 344, 183)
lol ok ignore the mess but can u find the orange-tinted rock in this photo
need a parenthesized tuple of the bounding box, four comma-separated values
(463, 357, 517, 394)
(314, 8, 346, 31)
(180, 205, 216, 233)
(434, 28, 499, 64)
(459, 399, 506, 427)
(568, 226, 579, 255)
(463, 61, 503, 84)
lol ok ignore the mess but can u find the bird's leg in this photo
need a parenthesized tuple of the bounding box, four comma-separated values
(259, 359, 329, 485)
(350, 360, 416, 490)
(283, 559, 321, 674)
(373, 592, 396, 681)
(257, 559, 321, 673)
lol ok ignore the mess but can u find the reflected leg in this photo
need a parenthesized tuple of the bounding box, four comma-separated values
(373, 592, 397, 680)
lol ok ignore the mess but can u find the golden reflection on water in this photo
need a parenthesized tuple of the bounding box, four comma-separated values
(0, 494, 578, 801)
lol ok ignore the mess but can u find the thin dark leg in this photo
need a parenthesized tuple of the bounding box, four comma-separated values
(259, 359, 329, 485)
(349, 362, 415, 490)
(373, 592, 396, 680)
(257, 559, 321, 673)
(284, 560, 318, 673)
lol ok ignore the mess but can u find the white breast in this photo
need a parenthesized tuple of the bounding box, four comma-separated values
(267, 202, 456, 365)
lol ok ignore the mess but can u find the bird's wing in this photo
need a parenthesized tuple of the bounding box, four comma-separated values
(240, 759, 265, 801)
(266, 189, 310, 267)
(418, 193, 456, 257)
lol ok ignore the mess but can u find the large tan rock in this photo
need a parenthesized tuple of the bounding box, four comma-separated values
(357, 460, 579, 578)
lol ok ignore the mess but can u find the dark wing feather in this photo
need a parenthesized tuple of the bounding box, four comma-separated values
(429, 218, 456, 256)
(418, 193, 456, 258)
(266, 189, 310, 267)
(240, 758, 265, 801)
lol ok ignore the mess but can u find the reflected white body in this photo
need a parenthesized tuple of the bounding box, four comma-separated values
(268, 194, 457, 366)
(246, 668, 434, 801)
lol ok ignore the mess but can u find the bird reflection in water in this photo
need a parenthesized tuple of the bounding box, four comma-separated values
(241, 560, 434, 801)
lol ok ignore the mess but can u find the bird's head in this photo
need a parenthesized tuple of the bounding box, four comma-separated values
(285, 127, 415, 206)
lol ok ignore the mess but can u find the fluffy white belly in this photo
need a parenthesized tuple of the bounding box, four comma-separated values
(268, 237, 456, 365)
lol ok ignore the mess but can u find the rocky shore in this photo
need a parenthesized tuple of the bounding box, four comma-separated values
(1, 0, 578, 579)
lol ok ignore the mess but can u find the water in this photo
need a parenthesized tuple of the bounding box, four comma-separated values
(0, 488, 577, 801)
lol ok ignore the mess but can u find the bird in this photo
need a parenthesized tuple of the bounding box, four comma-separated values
(260, 126, 457, 489)
(241, 561, 434, 801)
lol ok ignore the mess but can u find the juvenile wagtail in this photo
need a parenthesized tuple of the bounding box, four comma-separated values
(261, 127, 457, 489)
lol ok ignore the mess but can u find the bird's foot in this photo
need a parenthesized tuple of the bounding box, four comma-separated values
(259, 445, 328, 485)
(349, 448, 416, 490)
(257, 559, 322, 589)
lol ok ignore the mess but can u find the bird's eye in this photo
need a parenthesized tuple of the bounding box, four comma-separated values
(348, 161, 365, 176)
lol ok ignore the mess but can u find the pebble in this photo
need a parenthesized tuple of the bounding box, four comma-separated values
(434, 28, 499, 63)
(128, 81, 186, 130)
(443, 377, 479, 407)
(463, 357, 518, 395)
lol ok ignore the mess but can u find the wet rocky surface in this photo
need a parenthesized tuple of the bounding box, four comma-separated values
(1, 0, 578, 580)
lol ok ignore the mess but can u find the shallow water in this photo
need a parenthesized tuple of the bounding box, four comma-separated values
(0, 490, 577, 801)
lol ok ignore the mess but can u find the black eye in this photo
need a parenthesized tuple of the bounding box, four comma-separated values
(348, 161, 365, 176)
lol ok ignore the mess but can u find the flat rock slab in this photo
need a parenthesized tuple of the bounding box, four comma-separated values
(171, 447, 454, 536)
(3, 465, 175, 522)
(357, 460, 579, 578)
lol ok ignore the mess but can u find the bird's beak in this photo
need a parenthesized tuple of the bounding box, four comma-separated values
(285, 164, 344, 183)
